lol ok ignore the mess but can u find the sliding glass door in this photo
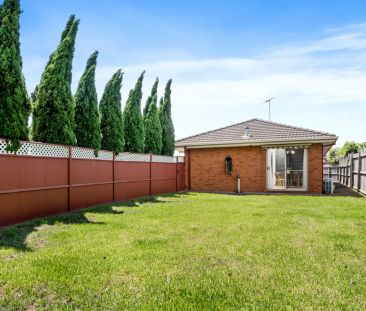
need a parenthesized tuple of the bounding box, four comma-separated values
(266, 148, 307, 191)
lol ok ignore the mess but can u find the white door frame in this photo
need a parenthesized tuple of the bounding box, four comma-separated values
(266, 148, 308, 191)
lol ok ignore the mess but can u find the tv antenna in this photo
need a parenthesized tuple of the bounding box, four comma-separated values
(263, 97, 274, 121)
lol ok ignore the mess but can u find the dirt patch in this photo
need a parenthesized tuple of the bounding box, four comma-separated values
(25, 227, 50, 250)
(110, 272, 145, 298)
(3, 253, 19, 261)
(30, 239, 48, 250)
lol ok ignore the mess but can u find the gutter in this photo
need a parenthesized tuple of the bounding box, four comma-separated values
(176, 136, 338, 149)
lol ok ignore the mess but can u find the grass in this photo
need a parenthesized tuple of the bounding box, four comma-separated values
(0, 193, 365, 310)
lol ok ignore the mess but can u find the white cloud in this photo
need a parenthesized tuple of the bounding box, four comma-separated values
(23, 22, 366, 146)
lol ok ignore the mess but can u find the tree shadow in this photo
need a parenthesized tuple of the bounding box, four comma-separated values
(0, 209, 105, 252)
(106, 192, 192, 209)
(0, 192, 192, 252)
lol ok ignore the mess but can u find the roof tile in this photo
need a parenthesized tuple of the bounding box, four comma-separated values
(176, 118, 337, 146)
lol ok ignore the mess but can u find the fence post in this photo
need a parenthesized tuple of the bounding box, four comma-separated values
(357, 152, 361, 192)
(176, 157, 178, 192)
(112, 152, 115, 202)
(340, 161, 342, 184)
(68, 145, 72, 212)
(149, 154, 152, 196)
(349, 154, 354, 189)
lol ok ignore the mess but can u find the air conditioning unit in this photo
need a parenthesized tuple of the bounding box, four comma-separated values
(324, 178, 334, 194)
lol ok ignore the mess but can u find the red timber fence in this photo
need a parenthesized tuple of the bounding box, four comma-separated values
(0, 139, 185, 227)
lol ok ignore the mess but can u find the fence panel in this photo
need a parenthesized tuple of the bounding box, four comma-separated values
(177, 160, 185, 191)
(360, 150, 366, 195)
(70, 147, 114, 211)
(151, 162, 177, 195)
(324, 150, 366, 196)
(0, 139, 185, 227)
(323, 164, 339, 181)
(0, 142, 69, 227)
(114, 160, 150, 201)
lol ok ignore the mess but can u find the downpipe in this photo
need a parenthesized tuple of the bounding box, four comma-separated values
(236, 174, 241, 193)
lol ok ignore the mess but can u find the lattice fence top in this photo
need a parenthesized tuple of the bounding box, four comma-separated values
(152, 155, 177, 163)
(72, 148, 113, 161)
(0, 139, 69, 158)
(115, 153, 151, 162)
(0, 139, 184, 163)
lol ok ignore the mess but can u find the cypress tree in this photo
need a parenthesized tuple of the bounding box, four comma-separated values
(0, 0, 31, 152)
(159, 79, 175, 155)
(30, 85, 38, 103)
(143, 77, 158, 120)
(144, 93, 162, 154)
(100, 70, 124, 153)
(74, 51, 101, 150)
(60, 15, 75, 41)
(123, 71, 145, 153)
(32, 17, 79, 145)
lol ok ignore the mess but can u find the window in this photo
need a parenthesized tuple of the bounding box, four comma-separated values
(225, 156, 233, 175)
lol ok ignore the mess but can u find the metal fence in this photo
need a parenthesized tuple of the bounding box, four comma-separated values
(323, 150, 366, 196)
(0, 139, 185, 227)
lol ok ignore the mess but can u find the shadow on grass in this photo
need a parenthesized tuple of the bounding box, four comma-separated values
(0, 192, 190, 252)
(109, 192, 193, 208)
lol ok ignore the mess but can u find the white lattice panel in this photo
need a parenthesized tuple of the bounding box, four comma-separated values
(152, 155, 177, 163)
(72, 147, 113, 160)
(0, 139, 10, 154)
(178, 157, 185, 163)
(115, 153, 150, 162)
(0, 139, 69, 158)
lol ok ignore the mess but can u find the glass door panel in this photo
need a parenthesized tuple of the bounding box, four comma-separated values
(286, 149, 304, 189)
(267, 149, 286, 190)
(274, 149, 286, 189)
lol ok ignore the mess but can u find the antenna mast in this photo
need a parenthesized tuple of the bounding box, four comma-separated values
(263, 97, 274, 121)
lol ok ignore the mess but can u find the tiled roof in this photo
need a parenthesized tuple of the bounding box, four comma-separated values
(176, 118, 337, 147)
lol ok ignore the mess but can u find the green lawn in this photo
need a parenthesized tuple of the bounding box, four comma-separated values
(0, 193, 365, 310)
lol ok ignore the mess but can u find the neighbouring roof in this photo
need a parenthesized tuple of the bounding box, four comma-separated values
(176, 118, 337, 148)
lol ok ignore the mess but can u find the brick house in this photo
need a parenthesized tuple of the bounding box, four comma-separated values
(176, 119, 337, 194)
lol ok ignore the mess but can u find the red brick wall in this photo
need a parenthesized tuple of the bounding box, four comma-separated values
(186, 146, 266, 192)
(307, 143, 323, 194)
(185, 144, 324, 194)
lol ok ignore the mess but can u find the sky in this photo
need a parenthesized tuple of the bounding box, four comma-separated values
(18, 0, 366, 146)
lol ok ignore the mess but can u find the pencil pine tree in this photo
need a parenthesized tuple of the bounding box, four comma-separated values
(159, 79, 175, 155)
(123, 71, 145, 153)
(32, 16, 79, 145)
(143, 77, 158, 120)
(100, 70, 124, 153)
(40, 15, 76, 84)
(144, 93, 162, 154)
(60, 15, 75, 41)
(0, 0, 31, 152)
(74, 51, 101, 150)
(30, 85, 38, 103)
